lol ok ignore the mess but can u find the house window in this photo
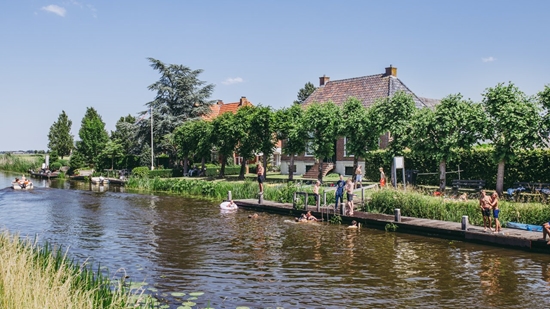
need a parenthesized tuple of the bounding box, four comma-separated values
(305, 165, 314, 173)
(344, 137, 354, 158)
(344, 166, 355, 176)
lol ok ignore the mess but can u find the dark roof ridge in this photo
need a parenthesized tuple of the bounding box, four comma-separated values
(389, 76, 428, 108)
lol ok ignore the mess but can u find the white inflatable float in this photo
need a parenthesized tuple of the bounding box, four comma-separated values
(219, 201, 238, 210)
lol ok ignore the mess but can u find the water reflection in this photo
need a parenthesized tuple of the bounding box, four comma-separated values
(1, 172, 550, 308)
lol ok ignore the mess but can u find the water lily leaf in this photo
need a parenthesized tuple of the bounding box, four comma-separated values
(182, 301, 196, 306)
(188, 291, 204, 296)
(171, 292, 186, 297)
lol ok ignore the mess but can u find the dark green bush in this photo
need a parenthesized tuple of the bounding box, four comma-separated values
(149, 169, 173, 178)
(50, 162, 62, 171)
(132, 166, 150, 178)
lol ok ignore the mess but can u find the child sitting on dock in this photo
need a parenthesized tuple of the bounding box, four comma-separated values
(543, 222, 550, 245)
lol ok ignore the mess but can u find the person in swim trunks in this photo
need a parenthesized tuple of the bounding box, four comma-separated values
(479, 190, 493, 232)
(490, 192, 501, 233)
(543, 222, 550, 245)
(257, 162, 265, 194)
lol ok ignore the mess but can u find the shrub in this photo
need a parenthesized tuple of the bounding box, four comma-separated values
(149, 169, 172, 178)
(50, 162, 62, 171)
(132, 166, 150, 178)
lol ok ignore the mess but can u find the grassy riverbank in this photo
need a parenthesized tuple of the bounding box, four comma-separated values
(0, 231, 153, 309)
(0, 153, 42, 173)
(367, 189, 550, 226)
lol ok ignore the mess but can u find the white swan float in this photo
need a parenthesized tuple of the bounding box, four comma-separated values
(219, 201, 238, 210)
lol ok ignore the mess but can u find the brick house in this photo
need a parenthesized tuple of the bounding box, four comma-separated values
(280, 66, 438, 178)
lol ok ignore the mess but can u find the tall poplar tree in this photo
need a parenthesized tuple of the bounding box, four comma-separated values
(76, 107, 109, 167)
(47, 110, 74, 159)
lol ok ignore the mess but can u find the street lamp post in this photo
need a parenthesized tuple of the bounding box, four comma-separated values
(150, 106, 154, 170)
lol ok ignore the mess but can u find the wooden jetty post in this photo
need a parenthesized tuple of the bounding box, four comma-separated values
(258, 192, 264, 205)
(461, 215, 468, 230)
(228, 191, 232, 201)
(394, 208, 401, 222)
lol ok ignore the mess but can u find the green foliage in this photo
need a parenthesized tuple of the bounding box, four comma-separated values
(385, 222, 398, 232)
(149, 169, 173, 178)
(340, 97, 379, 162)
(139, 58, 215, 156)
(0, 154, 42, 173)
(303, 101, 341, 180)
(210, 112, 241, 177)
(101, 139, 125, 170)
(49, 150, 59, 163)
(371, 91, 416, 157)
(132, 166, 150, 178)
(47, 110, 74, 159)
(364, 147, 550, 189)
(368, 188, 550, 226)
(329, 215, 342, 225)
(50, 162, 62, 171)
(69, 150, 87, 170)
(77, 107, 109, 167)
(252, 105, 278, 175)
(293, 81, 316, 105)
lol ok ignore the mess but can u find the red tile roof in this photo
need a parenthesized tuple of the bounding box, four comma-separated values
(303, 71, 429, 109)
(203, 97, 253, 121)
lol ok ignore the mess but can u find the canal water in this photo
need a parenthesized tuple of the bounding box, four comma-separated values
(1, 171, 550, 308)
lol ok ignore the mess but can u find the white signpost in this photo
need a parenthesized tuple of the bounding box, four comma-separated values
(393, 156, 406, 190)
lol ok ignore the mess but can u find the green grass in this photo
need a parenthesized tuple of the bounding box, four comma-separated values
(367, 188, 550, 226)
(0, 153, 43, 173)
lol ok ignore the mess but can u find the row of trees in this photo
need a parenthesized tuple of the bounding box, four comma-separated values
(45, 57, 550, 195)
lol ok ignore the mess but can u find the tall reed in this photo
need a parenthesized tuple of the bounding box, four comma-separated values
(0, 231, 153, 309)
(367, 188, 550, 226)
(0, 153, 42, 173)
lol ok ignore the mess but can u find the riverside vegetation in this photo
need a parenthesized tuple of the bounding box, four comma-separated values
(0, 231, 154, 309)
(127, 177, 550, 227)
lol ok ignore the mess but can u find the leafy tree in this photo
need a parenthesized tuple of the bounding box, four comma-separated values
(251, 105, 277, 178)
(234, 106, 259, 179)
(47, 110, 74, 159)
(101, 139, 125, 170)
(69, 150, 86, 170)
(409, 94, 487, 191)
(339, 97, 380, 176)
(538, 85, 550, 147)
(210, 112, 241, 177)
(111, 114, 139, 168)
(303, 101, 341, 182)
(275, 105, 307, 180)
(482, 82, 542, 194)
(293, 82, 316, 105)
(139, 58, 216, 157)
(371, 91, 416, 186)
(174, 120, 213, 175)
(76, 107, 109, 168)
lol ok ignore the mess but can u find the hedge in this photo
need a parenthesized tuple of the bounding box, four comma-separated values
(363, 147, 550, 189)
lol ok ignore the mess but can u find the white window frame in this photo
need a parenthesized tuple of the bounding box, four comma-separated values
(304, 132, 314, 157)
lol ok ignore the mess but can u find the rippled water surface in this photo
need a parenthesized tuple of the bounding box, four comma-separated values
(1, 171, 550, 308)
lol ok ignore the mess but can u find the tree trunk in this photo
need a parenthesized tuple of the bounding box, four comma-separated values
(200, 157, 206, 176)
(111, 156, 114, 171)
(439, 159, 446, 192)
(289, 154, 295, 181)
(262, 156, 268, 180)
(219, 155, 226, 178)
(391, 161, 396, 187)
(318, 157, 324, 182)
(238, 159, 247, 180)
(496, 160, 505, 195)
(183, 157, 189, 175)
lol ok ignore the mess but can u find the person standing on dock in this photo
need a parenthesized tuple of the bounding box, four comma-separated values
(490, 192, 501, 233)
(379, 167, 386, 188)
(542, 222, 550, 245)
(313, 180, 320, 208)
(479, 190, 493, 232)
(346, 178, 355, 215)
(355, 165, 362, 189)
(335, 174, 345, 212)
(257, 161, 265, 194)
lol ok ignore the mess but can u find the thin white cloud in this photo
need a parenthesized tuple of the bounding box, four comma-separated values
(41, 5, 66, 17)
(482, 56, 496, 63)
(222, 77, 244, 85)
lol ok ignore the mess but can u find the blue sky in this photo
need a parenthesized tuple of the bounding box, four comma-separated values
(1, 0, 549, 151)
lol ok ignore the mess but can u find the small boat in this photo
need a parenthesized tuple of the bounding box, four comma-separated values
(11, 182, 33, 190)
(91, 177, 109, 185)
(506, 221, 542, 232)
(219, 201, 238, 210)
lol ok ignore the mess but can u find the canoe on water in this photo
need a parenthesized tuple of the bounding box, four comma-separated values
(506, 221, 542, 232)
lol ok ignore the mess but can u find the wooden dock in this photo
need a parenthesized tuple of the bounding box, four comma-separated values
(234, 198, 550, 254)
